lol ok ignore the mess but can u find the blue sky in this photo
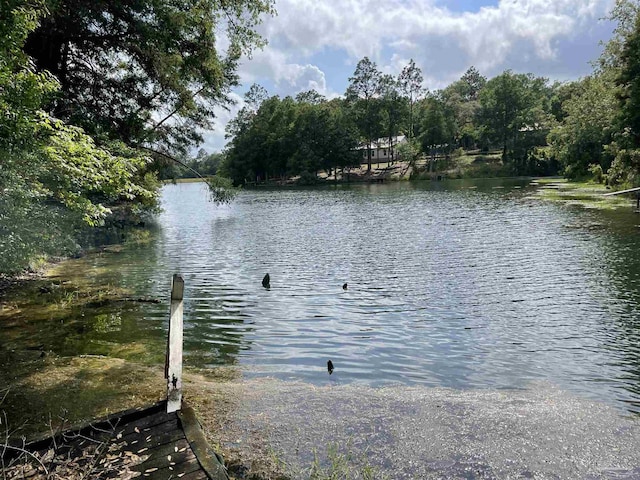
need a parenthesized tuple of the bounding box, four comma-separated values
(201, 0, 617, 153)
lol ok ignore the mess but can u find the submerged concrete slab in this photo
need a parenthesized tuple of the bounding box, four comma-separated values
(215, 378, 640, 479)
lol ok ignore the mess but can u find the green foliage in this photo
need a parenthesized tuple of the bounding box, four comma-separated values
(544, 0, 640, 186)
(223, 92, 360, 185)
(616, 3, 640, 148)
(598, 0, 640, 73)
(547, 75, 616, 179)
(40, 118, 157, 225)
(418, 94, 456, 151)
(477, 71, 555, 173)
(223, 60, 560, 182)
(398, 59, 424, 141)
(594, 0, 640, 186)
(396, 139, 422, 169)
(0, 1, 159, 273)
(378, 74, 407, 159)
(450, 161, 509, 179)
(205, 175, 239, 205)
(25, 0, 275, 154)
(224, 94, 298, 183)
(440, 67, 486, 149)
(605, 147, 640, 186)
(346, 57, 384, 171)
(296, 171, 321, 186)
(589, 163, 605, 183)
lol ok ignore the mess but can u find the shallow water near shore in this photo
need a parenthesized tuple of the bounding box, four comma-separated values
(4, 178, 640, 417)
(198, 376, 640, 479)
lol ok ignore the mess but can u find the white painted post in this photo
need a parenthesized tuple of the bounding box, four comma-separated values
(166, 274, 184, 413)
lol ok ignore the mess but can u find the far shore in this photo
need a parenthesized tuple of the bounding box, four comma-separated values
(166, 170, 640, 212)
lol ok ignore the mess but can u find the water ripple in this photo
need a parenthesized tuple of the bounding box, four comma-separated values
(104, 180, 640, 414)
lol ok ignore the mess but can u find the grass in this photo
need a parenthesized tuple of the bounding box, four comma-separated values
(454, 150, 503, 167)
(0, 356, 165, 439)
(163, 177, 207, 184)
(305, 442, 387, 480)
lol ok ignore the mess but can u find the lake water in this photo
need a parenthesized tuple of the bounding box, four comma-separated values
(41, 179, 640, 414)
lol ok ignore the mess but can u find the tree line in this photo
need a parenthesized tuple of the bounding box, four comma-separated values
(221, 61, 563, 184)
(221, 0, 640, 187)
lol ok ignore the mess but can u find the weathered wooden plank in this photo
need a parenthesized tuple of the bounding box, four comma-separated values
(179, 406, 229, 480)
(121, 429, 186, 454)
(140, 437, 191, 458)
(21, 402, 166, 454)
(137, 453, 201, 478)
(177, 470, 210, 480)
(117, 417, 179, 442)
(4, 399, 222, 480)
(115, 411, 177, 438)
(132, 438, 194, 471)
(167, 274, 184, 413)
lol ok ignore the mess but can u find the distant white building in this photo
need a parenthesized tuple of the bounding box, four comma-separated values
(357, 135, 407, 163)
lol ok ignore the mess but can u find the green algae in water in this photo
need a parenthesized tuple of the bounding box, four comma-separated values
(1, 243, 167, 361)
(531, 178, 635, 210)
(0, 243, 169, 435)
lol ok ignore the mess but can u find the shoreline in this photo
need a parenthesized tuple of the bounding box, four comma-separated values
(169, 173, 640, 212)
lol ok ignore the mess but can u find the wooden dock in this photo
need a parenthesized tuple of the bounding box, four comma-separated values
(4, 401, 228, 479)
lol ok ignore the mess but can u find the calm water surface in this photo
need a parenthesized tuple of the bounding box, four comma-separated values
(45, 180, 640, 413)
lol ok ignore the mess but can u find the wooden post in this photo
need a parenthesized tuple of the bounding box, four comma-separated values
(166, 274, 184, 413)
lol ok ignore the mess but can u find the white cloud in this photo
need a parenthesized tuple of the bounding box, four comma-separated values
(198, 0, 616, 151)
(256, 0, 612, 77)
(237, 46, 342, 99)
(275, 63, 327, 93)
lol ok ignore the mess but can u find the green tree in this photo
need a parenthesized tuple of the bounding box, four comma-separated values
(0, 2, 159, 272)
(459, 66, 487, 101)
(295, 90, 326, 105)
(379, 74, 407, 165)
(25, 0, 274, 154)
(477, 71, 552, 170)
(418, 94, 456, 171)
(617, 11, 640, 146)
(346, 57, 382, 171)
(293, 100, 360, 178)
(548, 75, 616, 179)
(441, 67, 486, 149)
(419, 95, 455, 149)
(549, 81, 583, 123)
(597, 0, 640, 186)
(223, 95, 298, 183)
(399, 59, 424, 142)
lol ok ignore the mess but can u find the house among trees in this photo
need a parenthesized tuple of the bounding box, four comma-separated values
(358, 135, 407, 164)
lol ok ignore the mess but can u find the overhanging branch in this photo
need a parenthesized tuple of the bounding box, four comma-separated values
(137, 145, 211, 186)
